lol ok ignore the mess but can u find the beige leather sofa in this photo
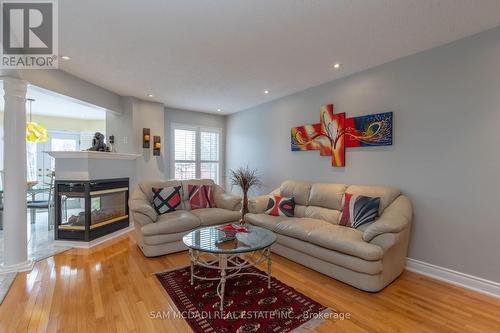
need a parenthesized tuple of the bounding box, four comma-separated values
(129, 179, 241, 257)
(246, 180, 412, 292)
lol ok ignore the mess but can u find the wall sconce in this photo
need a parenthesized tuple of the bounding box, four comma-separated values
(143, 128, 150, 148)
(153, 136, 161, 156)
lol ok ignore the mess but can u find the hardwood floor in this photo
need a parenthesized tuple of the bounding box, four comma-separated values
(1, 232, 499, 333)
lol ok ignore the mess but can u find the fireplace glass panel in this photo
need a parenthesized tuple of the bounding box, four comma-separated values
(60, 192, 86, 229)
(90, 190, 127, 226)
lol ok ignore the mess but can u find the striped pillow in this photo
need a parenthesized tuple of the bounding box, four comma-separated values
(339, 193, 380, 229)
(188, 184, 216, 210)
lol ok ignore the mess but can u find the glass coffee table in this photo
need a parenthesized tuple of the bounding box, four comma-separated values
(182, 224, 277, 311)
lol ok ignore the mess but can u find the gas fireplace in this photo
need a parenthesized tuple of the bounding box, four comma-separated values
(55, 178, 130, 241)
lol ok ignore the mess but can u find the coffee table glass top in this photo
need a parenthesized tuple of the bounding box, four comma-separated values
(183, 224, 277, 254)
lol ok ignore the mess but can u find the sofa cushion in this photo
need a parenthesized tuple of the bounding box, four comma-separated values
(265, 195, 295, 217)
(141, 211, 200, 236)
(274, 218, 332, 243)
(308, 183, 347, 210)
(275, 234, 383, 275)
(190, 208, 241, 226)
(142, 231, 187, 245)
(152, 186, 182, 215)
(294, 205, 306, 217)
(188, 184, 216, 209)
(213, 185, 241, 211)
(245, 213, 290, 231)
(345, 185, 400, 214)
(304, 206, 341, 224)
(280, 180, 311, 206)
(307, 224, 383, 261)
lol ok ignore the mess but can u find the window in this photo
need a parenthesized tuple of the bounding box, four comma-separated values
(174, 128, 196, 180)
(172, 124, 221, 183)
(200, 130, 219, 182)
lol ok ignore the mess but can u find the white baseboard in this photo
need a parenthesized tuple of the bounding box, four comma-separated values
(54, 225, 134, 249)
(406, 258, 500, 299)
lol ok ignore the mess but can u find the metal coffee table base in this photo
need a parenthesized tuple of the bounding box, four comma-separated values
(188, 247, 272, 311)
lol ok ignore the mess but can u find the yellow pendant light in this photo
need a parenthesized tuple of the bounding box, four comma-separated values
(26, 98, 49, 143)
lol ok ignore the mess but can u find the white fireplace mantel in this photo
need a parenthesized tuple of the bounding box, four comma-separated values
(48, 151, 140, 160)
(48, 151, 140, 181)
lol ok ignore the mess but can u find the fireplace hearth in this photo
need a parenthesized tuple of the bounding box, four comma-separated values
(55, 178, 130, 241)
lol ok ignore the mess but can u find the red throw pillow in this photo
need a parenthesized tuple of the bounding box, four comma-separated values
(188, 184, 216, 210)
(265, 195, 295, 217)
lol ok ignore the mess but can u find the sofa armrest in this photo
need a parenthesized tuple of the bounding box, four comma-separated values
(363, 195, 412, 242)
(131, 211, 155, 227)
(249, 195, 269, 214)
(368, 228, 408, 252)
(129, 198, 158, 222)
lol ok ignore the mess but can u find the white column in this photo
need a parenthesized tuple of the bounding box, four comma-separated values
(1, 77, 33, 272)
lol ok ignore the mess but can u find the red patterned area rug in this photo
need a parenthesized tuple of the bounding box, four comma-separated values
(156, 264, 332, 333)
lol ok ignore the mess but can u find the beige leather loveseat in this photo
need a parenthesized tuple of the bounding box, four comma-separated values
(129, 179, 241, 257)
(246, 180, 412, 292)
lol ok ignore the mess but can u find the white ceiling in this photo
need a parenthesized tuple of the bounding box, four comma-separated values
(58, 0, 500, 114)
(0, 82, 106, 120)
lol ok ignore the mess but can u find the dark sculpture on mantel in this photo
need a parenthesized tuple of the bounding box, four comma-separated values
(87, 132, 108, 152)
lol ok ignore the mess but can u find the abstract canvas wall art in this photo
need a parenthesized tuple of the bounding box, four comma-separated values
(291, 104, 393, 167)
(344, 112, 393, 147)
(319, 104, 346, 167)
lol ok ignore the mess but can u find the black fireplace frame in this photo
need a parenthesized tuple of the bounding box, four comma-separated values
(54, 178, 130, 241)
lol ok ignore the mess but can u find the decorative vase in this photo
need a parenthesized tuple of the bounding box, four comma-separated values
(229, 166, 262, 226)
(240, 190, 249, 225)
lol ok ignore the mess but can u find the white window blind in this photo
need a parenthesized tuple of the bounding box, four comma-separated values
(174, 128, 197, 180)
(200, 130, 219, 183)
(172, 125, 221, 183)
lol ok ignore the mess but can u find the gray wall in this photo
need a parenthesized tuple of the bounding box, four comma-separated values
(106, 97, 134, 154)
(133, 100, 167, 182)
(164, 107, 227, 185)
(106, 97, 167, 187)
(226, 27, 500, 282)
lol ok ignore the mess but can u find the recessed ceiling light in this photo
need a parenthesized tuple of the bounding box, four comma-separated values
(61, 55, 71, 61)
(264, 90, 269, 94)
(333, 63, 341, 69)
(217, 108, 222, 112)
(147, 94, 154, 97)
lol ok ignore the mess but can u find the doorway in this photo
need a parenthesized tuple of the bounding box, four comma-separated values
(32, 130, 81, 185)
(0, 82, 107, 269)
